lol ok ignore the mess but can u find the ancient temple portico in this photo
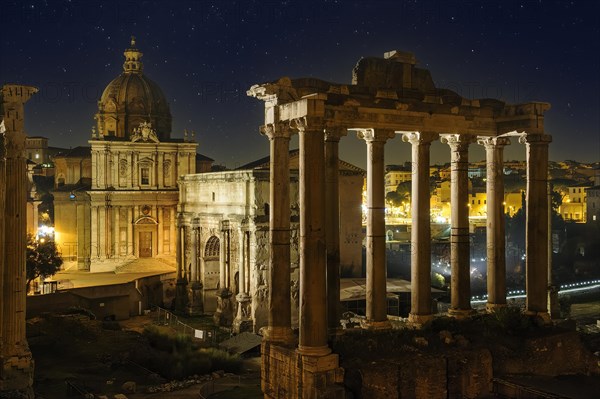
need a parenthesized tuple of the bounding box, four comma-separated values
(1, 84, 38, 398)
(248, 50, 552, 398)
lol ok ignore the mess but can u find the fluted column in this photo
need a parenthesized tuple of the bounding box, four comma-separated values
(293, 117, 330, 356)
(358, 128, 395, 329)
(441, 134, 474, 318)
(261, 123, 294, 343)
(1, 84, 37, 395)
(403, 131, 438, 325)
(324, 127, 347, 332)
(478, 136, 510, 310)
(521, 133, 552, 320)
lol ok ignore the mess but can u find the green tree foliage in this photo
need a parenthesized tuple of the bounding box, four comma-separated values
(26, 234, 63, 291)
(385, 190, 408, 207)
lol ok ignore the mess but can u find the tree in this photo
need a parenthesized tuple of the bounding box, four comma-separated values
(26, 234, 63, 291)
(386, 190, 408, 207)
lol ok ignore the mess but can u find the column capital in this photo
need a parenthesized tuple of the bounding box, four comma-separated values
(355, 128, 395, 143)
(477, 136, 511, 148)
(518, 133, 552, 145)
(440, 133, 476, 150)
(401, 131, 438, 145)
(324, 126, 347, 142)
(260, 122, 292, 140)
(291, 116, 325, 133)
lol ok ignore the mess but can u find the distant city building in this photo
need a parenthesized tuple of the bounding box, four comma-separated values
(559, 182, 591, 222)
(385, 164, 412, 193)
(585, 168, 600, 223)
(25, 136, 49, 163)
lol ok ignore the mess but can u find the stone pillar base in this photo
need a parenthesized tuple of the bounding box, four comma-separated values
(174, 279, 189, 313)
(524, 310, 552, 325)
(408, 313, 433, 326)
(262, 341, 345, 399)
(263, 326, 296, 346)
(0, 352, 34, 399)
(233, 294, 253, 334)
(186, 282, 204, 316)
(448, 308, 476, 319)
(213, 290, 234, 327)
(360, 319, 391, 330)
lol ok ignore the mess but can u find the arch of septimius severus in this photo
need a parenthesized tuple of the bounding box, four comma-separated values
(248, 51, 551, 398)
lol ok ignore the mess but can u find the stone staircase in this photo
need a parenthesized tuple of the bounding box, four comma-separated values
(115, 257, 176, 274)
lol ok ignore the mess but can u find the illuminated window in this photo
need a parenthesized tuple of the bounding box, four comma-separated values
(35, 153, 40, 159)
(141, 167, 149, 185)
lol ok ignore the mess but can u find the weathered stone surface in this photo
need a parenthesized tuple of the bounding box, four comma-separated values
(492, 331, 600, 376)
(447, 349, 493, 399)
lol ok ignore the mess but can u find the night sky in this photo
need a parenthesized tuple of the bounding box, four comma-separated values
(1, 0, 598, 169)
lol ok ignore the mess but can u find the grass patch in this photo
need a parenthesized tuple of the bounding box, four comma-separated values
(131, 324, 243, 379)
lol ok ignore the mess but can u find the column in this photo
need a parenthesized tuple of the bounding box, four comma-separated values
(127, 206, 133, 256)
(114, 205, 120, 258)
(190, 219, 198, 281)
(169, 207, 176, 255)
(294, 117, 330, 356)
(0, 84, 36, 394)
(441, 134, 474, 318)
(261, 123, 294, 343)
(402, 131, 438, 325)
(478, 136, 510, 310)
(98, 206, 106, 258)
(234, 226, 252, 333)
(358, 128, 395, 329)
(520, 133, 552, 319)
(176, 221, 183, 280)
(91, 205, 99, 258)
(324, 127, 347, 332)
(214, 220, 233, 326)
(157, 206, 163, 255)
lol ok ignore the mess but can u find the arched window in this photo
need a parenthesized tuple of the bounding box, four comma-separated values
(204, 236, 220, 259)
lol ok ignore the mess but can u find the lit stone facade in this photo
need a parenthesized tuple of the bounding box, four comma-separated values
(175, 153, 363, 333)
(52, 39, 197, 272)
(248, 50, 552, 398)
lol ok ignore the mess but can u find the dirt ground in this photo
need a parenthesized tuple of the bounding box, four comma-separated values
(29, 311, 261, 399)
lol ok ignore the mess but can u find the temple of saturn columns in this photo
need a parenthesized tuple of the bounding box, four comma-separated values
(1, 84, 38, 397)
(247, 50, 551, 398)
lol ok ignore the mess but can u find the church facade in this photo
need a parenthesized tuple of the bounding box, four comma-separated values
(53, 39, 197, 272)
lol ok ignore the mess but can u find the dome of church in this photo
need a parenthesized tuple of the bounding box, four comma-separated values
(95, 37, 172, 141)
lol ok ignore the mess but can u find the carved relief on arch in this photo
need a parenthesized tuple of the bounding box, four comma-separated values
(204, 235, 220, 259)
